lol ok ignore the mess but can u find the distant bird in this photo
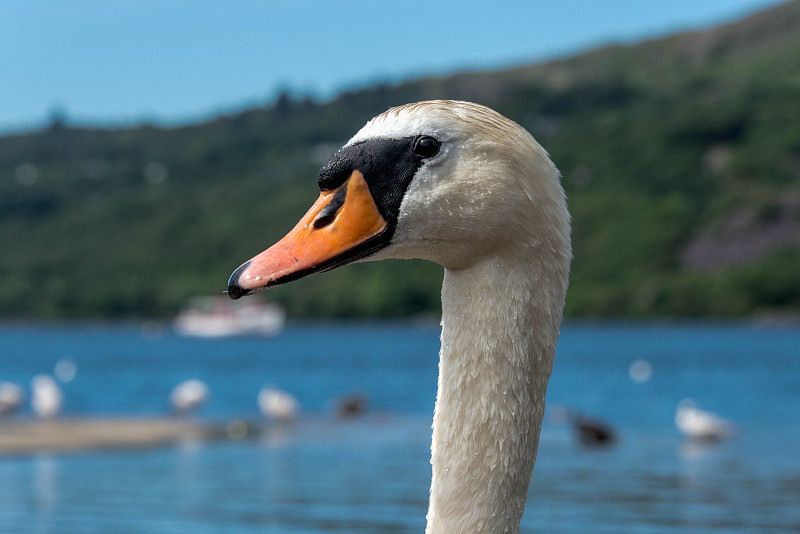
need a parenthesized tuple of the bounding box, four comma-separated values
(0, 382, 24, 416)
(170, 379, 209, 415)
(571, 414, 617, 447)
(31, 375, 62, 419)
(336, 393, 368, 419)
(548, 406, 617, 447)
(675, 399, 736, 441)
(258, 385, 299, 421)
(226, 101, 571, 533)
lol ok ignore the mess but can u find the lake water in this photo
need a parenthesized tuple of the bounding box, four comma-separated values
(0, 322, 798, 533)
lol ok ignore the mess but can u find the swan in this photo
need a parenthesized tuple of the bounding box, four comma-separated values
(228, 100, 571, 534)
(169, 379, 210, 415)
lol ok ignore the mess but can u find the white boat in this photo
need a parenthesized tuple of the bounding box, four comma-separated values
(174, 295, 285, 338)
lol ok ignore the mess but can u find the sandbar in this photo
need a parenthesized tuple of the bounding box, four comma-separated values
(0, 418, 228, 455)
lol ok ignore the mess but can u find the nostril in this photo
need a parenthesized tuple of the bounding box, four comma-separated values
(313, 213, 335, 229)
(313, 185, 347, 229)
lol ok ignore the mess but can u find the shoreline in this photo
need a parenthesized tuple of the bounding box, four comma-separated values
(0, 417, 238, 455)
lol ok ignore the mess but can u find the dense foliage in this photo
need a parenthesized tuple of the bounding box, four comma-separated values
(2, 1, 799, 320)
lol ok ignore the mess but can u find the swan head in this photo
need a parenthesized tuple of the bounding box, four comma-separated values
(228, 100, 570, 297)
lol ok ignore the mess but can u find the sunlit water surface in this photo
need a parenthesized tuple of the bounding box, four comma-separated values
(0, 322, 798, 533)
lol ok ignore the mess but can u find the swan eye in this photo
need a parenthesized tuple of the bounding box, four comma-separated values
(414, 136, 440, 158)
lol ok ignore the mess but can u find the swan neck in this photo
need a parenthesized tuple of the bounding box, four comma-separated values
(426, 253, 564, 534)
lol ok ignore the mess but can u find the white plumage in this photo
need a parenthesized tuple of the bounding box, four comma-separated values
(0, 382, 24, 416)
(675, 398, 736, 441)
(169, 379, 209, 415)
(258, 385, 299, 421)
(31, 374, 62, 419)
(353, 102, 571, 534)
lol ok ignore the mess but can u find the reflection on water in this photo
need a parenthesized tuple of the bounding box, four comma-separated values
(530, 426, 800, 533)
(679, 438, 724, 462)
(35, 455, 58, 532)
(259, 423, 299, 449)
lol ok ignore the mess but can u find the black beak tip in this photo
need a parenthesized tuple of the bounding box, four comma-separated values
(227, 283, 248, 300)
(227, 261, 252, 300)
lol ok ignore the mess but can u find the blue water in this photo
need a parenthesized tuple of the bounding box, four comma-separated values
(0, 322, 798, 533)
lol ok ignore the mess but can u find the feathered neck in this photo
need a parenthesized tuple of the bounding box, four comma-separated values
(425, 244, 567, 534)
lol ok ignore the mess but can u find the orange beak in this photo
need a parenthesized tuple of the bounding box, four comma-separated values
(228, 170, 389, 298)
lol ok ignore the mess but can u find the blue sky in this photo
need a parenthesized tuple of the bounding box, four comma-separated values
(0, 0, 785, 133)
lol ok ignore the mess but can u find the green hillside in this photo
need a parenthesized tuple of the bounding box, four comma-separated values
(2, 1, 799, 320)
